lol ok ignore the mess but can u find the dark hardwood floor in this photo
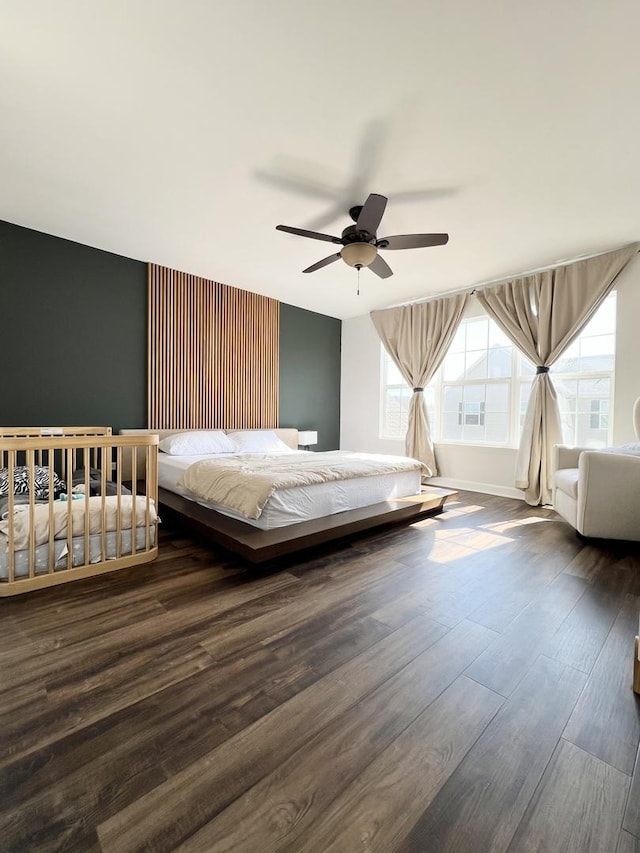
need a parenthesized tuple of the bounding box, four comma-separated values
(2, 492, 640, 852)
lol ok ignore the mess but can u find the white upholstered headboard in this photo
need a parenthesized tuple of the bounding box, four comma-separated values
(119, 428, 299, 479)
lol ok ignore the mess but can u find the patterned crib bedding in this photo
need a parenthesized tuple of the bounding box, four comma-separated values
(0, 495, 158, 552)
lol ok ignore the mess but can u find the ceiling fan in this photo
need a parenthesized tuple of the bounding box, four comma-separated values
(276, 193, 448, 279)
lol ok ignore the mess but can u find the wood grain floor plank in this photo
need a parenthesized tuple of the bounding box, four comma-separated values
(623, 742, 640, 836)
(396, 655, 587, 853)
(159, 620, 497, 853)
(199, 555, 432, 662)
(0, 637, 216, 768)
(288, 675, 503, 853)
(465, 572, 588, 696)
(563, 594, 640, 775)
(619, 829, 640, 853)
(544, 565, 634, 673)
(0, 604, 397, 834)
(507, 739, 629, 853)
(97, 615, 450, 853)
(1, 570, 302, 695)
(1, 492, 636, 852)
(467, 548, 570, 633)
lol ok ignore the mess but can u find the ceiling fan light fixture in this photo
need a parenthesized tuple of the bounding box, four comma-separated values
(340, 242, 377, 268)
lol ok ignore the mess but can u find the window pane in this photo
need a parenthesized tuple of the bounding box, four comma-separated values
(580, 334, 615, 357)
(385, 359, 405, 386)
(584, 296, 616, 335)
(465, 319, 488, 351)
(484, 412, 509, 443)
(384, 386, 412, 438)
(443, 385, 463, 410)
(442, 412, 463, 441)
(486, 383, 509, 411)
(424, 387, 436, 431)
(464, 384, 486, 404)
(576, 413, 609, 447)
(488, 323, 511, 347)
(465, 349, 488, 380)
(520, 356, 535, 376)
(577, 377, 610, 407)
(487, 346, 512, 378)
(443, 352, 465, 381)
(448, 326, 465, 354)
(520, 380, 533, 426)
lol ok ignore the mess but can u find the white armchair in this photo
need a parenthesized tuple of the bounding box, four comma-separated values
(552, 398, 640, 541)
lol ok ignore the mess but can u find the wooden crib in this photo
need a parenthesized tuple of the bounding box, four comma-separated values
(0, 427, 158, 595)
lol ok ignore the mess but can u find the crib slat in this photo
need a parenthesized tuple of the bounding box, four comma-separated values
(66, 448, 74, 570)
(131, 447, 137, 555)
(7, 450, 15, 583)
(116, 446, 122, 559)
(145, 445, 151, 552)
(100, 446, 107, 564)
(84, 448, 90, 567)
(48, 449, 55, 574)
(28, 448, 36, 578)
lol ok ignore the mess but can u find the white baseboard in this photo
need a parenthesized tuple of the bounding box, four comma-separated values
(426, 476, 524, 501)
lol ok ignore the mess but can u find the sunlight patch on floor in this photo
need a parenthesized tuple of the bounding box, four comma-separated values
(484, 516, 553, 534)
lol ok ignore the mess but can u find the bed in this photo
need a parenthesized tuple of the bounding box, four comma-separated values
(121, 428, 456, 562)
(0, 427, 159, 595)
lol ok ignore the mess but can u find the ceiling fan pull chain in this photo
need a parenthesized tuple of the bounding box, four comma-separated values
(357, 265, 360, 296)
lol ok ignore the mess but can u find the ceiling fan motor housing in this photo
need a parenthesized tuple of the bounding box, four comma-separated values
(341, 224, 375, 244)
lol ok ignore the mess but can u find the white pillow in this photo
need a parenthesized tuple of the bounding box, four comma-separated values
(228, 430, 293, 453)
(158, 430, 237, 456)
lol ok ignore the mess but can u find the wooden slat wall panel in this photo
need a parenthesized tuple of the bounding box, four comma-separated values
(148, 264, 279, 429)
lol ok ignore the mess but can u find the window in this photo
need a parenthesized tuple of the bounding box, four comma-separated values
(551, 293, 616, 446)
(379, 293, 616, 447)
(380, 350, 435, 439)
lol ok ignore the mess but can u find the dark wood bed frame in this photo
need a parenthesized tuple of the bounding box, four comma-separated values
(120, 428, 458, 563)
(158, 485, 458, 563)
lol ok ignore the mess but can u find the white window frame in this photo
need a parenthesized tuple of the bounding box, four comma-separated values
(379, 348, 413, 440)
(379, 293, 616, 448)
(428, 344, 527, 448)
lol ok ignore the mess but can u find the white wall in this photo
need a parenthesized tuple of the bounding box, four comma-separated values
(340, 254, 640, 498)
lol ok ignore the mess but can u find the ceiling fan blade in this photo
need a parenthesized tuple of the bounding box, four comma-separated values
(256, 169, 341, 201)
(303, 253, 342, 274)
(305, 201, 351, 232)
(390, 187, 459, 203)
(369, 254, 393, 279)
(356, 193, 388, 235)
(346, 118, 388, 200)
(276, 225, 342, 244)
(379, 233, 449, 250)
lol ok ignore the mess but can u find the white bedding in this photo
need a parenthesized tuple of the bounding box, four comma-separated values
(158, 451, 421, 530)
(0, 495, 158, 552)
(0, 527, 156, 580)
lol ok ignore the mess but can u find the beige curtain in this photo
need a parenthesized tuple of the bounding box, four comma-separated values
(371, 293, 469, 476)
(476, 244, 638, 505)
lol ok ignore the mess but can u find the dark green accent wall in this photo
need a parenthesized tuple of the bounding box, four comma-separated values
(0, 220, 342, 446)
(0, 220, 147, 434)
(279, 303, 341, 450)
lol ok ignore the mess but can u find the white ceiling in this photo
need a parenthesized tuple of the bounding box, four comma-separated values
(1, 1, 639, 319)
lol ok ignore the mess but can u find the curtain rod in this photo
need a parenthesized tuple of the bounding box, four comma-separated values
(383, 241, 640, 310)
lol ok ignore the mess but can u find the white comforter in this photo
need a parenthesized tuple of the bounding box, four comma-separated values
(0, 495, 158, 552)
(179, 451, 425, 520)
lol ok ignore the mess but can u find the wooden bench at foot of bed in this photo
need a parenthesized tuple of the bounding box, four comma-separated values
(158, 485, 458, 563)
